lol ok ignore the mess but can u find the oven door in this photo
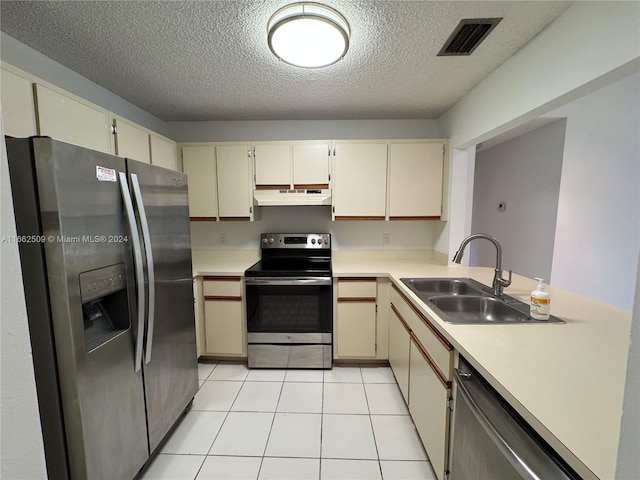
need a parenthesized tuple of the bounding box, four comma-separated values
(245, 277, 333, 337)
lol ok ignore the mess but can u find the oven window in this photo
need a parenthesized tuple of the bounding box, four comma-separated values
(246, 284, 332, 334)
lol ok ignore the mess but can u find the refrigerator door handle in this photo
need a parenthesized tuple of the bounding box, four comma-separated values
(130, 173, 156, 365)
(118, 172, 145, 373)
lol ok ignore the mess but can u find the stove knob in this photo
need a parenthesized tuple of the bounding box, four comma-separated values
(324, 238, 329, 244)
(311, 238, 316, 244)
(262, 238, 268, 244)
(268, 237, 274, 244)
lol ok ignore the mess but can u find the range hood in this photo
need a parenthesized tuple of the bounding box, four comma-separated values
(253, 188, 332, 206)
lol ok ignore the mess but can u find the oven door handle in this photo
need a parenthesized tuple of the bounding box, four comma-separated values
(245, 277, 332, 286)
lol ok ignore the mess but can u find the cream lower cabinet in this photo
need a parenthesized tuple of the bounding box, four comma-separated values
(335, 278, 378, 358)
(202, 276, 245, 357)
(389, 283, 453, 480)
(409, 334, 451, 480)
(389, 303, 411, 402)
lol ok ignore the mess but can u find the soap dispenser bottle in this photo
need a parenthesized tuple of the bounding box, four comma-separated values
(530, 277, 550, 320)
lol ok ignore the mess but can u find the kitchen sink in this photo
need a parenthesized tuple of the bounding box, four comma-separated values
(401, 277, 488, 298)
(429, 295, 565, 324)
(400, 277, 565, 324)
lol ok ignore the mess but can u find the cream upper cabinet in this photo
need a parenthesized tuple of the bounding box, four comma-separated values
(113, 116, 150, 163)
(216, 144, 254, 220)
(332, 142, 387, 219)
(1, 65, 37, 137)
(150, 133, 178, 170)
(34, 83, 111, 153)
(182, 145, 218, 220)
(293, 142, 330, 188)
(389, 142, 444, 219)
(253, 143, 291, 188)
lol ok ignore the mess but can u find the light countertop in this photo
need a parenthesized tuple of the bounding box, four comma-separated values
(192, 249, 259, 276)
(192, 249, 632, 479)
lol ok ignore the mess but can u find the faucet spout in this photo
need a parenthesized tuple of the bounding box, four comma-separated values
(452, 233, 512, 296)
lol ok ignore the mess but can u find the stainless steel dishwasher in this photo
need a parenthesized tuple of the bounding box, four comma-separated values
(449, 358, 582, 480)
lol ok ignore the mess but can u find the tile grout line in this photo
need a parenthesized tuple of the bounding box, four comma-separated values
(256, 376, 285, 479)
(360, 365, 385, 480)
(191, 361, 226, 480)
(319, 368, 326, 480)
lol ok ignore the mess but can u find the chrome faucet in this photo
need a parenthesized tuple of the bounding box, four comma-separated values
(452, 233, 512, 296)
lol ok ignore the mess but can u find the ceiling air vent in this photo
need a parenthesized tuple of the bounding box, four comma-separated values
(438, 18, 502, 56)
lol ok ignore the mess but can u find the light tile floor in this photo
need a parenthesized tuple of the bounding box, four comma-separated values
(140, 363, 437, 480)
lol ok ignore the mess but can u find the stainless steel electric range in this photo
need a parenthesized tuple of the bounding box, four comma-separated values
(245, 233, 333, 369)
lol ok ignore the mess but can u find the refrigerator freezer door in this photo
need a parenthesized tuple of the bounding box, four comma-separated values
(10, 138, 149, 479)
(126, 160, 199, 453)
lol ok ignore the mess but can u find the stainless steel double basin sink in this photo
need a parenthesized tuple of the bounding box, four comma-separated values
(400, 278, 565, 325)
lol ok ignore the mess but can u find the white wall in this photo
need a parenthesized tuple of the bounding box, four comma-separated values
(437, 1, 640, 260)
(0, 116, 48, 478)
(547, 72, 639, 309)
(168, 119, 440, 143)
(191, 207, 438, 251)
(471, 120, 566, 281)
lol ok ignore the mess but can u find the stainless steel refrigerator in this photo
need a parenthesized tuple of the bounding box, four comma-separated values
(6, 137, 199, 480)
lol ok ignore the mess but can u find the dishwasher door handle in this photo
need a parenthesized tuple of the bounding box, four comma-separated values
(454, 368, 542, 480)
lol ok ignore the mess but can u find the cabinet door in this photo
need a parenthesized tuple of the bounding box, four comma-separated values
(182, 146, 218, 219)
(409, 337, 450, 480)
(254, 143, 291, 188)
(389, 143, 444, 219)
(204, 299, 244, 355)
(336, 302, 377, 358)
(203, 277, 244, 356)
(215, 144, 253, 220)
(150, 133, 177, 170)
(113, 116, 150, 163)
(1, 66, 37, 137)
(34, 83, 111, 153)
(293, 143, 330, 188)
(333, 143, 387, 219)
(388, 304, 411, 402)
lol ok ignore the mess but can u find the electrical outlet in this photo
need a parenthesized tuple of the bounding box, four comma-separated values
(218, 233, 226, 244)
(383, 233, 391, 246)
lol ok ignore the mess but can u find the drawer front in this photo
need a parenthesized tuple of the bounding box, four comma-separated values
(390, 284, 453, 380)
(338, 278, 377, 298)
(203, 276, 242, 297)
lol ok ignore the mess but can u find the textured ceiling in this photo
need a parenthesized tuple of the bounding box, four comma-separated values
(0, 1, 572, 121)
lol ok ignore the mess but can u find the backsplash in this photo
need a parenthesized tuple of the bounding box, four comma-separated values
(190, 206, 439, 250)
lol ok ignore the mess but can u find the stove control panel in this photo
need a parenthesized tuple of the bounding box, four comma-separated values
(260, 233, 331, 249)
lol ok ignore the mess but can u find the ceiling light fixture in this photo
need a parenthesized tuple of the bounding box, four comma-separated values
(267, 3, 350, 68)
